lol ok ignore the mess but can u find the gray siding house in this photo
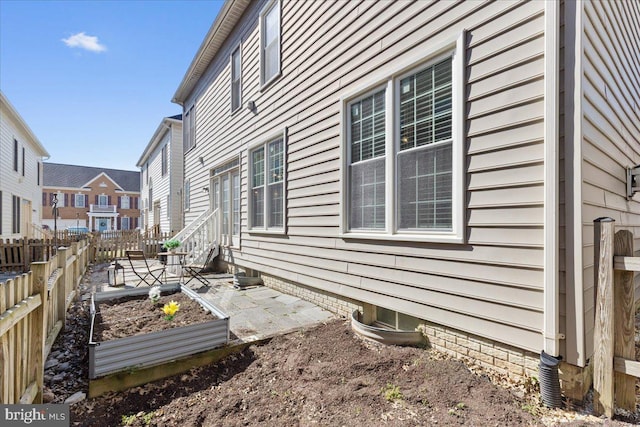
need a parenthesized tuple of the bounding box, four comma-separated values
(171, 0, 640, 397)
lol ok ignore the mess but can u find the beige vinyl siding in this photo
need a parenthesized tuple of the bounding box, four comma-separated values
(580, 0, 640, 360)
(183, 0, 546, 352)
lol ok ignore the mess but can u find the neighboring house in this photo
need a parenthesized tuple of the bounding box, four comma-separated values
(0, 91, 50, 239)
(171, 0, 640, 398)
(42, 163, 141, 232)
(136, 114, 184, 234)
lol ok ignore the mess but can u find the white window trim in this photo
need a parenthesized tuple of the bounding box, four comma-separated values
(121, 195, 130, 210)
(339, 31, 466, 244)
(231, 44, 242, 113)
(259, 0, 281, 89)
(75, 194, 85, 208)
(56, 192, 65, 208)
(247, 127, 287, 235)
(184, 179, 191, 211)
(184, 104, 196, 154)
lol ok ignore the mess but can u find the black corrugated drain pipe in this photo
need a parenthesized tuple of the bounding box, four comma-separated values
(539, 351, 563, 408)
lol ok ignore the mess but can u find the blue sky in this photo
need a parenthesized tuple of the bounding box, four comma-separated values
(0, 0, 223, 171)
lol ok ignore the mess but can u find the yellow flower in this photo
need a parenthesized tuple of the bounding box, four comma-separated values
(162, 301, 180, 319)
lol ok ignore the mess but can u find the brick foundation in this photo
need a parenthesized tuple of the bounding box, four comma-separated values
(418, 321, 539, 380)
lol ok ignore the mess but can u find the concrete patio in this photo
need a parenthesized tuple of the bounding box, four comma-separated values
(99, 259, 337, 343)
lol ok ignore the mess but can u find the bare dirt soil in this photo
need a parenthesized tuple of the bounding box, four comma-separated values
(45, 264, 638, 426)
(93, 291, 215, 341)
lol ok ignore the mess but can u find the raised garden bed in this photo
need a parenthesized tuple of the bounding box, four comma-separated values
(89, 284, 229, 379)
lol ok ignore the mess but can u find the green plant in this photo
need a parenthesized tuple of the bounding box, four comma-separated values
(162, 239, 181, 250)
(449, 402, 466, 416)
(382, 383, 403, 402)
(121, 414, 136, 426)
(142, 412, 154, 426)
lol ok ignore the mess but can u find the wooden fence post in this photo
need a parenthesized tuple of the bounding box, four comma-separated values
(29, 262, 48, 404)
(613, 229, 635, 411)
(592, 217, 615, 418)
(57, 248, 68, 332)
(71, 242, 79, 288)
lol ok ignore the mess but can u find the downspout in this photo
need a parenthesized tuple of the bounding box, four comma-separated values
(543, 0, 561, 359)
(541, 0, 562, 408)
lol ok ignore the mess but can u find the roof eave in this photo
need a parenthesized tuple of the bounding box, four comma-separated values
(0, 91, 51, 158)
(171, 0, 251, 106)
(136, 118, 176, 167)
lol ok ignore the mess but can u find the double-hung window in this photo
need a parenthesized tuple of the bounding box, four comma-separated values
(184, 105, 195, 152)
(249, 132, 286, 232)
(260, 0, 280, 87)
(75, 194, 85, 208)
(161, 145, 168, 176)
(184, 179, 190, 211)
(13, 139, 18, 172)
(231, 46, 242, 112)
(55, 192, 65, 208)
(121, 195, 130, 209)
(12, 195, 20, 234)
(342, 35, 464, 242)
(348, 89, 387, 230)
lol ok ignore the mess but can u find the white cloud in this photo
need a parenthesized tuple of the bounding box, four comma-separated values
(62, 32, 107, 53)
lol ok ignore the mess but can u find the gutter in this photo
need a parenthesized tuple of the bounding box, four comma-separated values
(171, 0, 251, 105)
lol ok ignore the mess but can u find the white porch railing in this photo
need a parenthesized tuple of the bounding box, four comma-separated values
(167, 209, 218, 275)
(30, 223, 53, 239)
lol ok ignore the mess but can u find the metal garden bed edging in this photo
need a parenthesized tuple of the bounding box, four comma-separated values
(88, 284, 229, 379)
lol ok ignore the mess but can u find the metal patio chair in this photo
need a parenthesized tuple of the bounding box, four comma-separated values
(184, 245, 219, 287)
(126, 249, 166, 287)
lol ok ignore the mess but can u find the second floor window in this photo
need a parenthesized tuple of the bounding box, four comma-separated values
(260, 0, 280, 86)
(161, 145, 168, 176)
(54, 192, 65, 208)
(98, 195, 108, 207)
(75, 194, 85, 208)
(120, 195, 130, 209)
(231, 46, 242, 112)
(13, 139, 18, 172)
(184, 105, 195, 152)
